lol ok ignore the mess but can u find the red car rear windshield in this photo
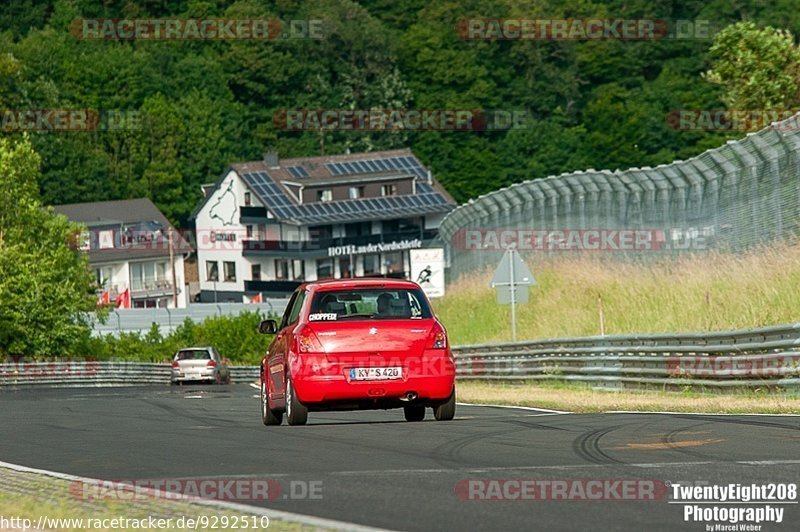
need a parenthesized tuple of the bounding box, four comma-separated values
(309, 288, 432, 320)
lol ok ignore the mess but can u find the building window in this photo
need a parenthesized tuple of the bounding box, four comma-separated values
(275, 259, 303, 280)
(206, 261, 219, 282)
(317, 189, 333, 202)
(339, 257, 352, 278)
(381, 184, 397, 196)
(275, 259, 289, 280)
(309, 225, 333, 244)
(382, 219, 399, 233)
(246, 225, 253, 238)
(348, 186, 364, 199)
(363, 254, 380, 276)
(244, 192, 251, 206)
(316, 258, 334, 280)
(223, 261, 236, 282)
(131, 261, 169, 291)
(95, 267, 112, 288)
(251, 264, 261, 280)
(292, 259, 305, 280)
(345, 221, 371, 237)
(98, 229, 115, 249)
(384, 251, 404, 275)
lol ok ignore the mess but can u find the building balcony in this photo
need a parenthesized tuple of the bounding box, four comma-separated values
(130, 279, 174, 298)
(240, 206, 268, 222)
(244, 280, 303, 294)
(241, 229, 438, 257)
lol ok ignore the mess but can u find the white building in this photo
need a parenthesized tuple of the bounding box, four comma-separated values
(53, 198, 191, 308)
(191, 149, 456, 302)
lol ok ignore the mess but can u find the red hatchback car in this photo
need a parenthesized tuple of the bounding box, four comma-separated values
(258, 279, 456, 425)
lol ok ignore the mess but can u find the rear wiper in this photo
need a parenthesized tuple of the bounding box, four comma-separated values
(337, 313, 374, 319)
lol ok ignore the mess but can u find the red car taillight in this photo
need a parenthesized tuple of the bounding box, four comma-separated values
(207, 360, 216, 367)
(427, 322, 448, 349)
(171, 361, 179, 368)
(296, 326, 325, 353)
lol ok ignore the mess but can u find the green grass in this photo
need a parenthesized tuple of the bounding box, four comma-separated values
(457, 380, 800, 414)
(0, 468, 318, 531)
(434, 244, 800, 345)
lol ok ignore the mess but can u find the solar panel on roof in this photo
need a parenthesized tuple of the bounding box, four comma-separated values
(241, 162, 450, 225)
(287, 166, 309, 178)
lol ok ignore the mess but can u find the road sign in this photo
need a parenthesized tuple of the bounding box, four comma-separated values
(491, 250, 535, 287)
(490, 249, 535, 341)
(497, 285, 528, 304)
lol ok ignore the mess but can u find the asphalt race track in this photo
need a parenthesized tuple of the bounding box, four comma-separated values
(2, 384, 799, 531)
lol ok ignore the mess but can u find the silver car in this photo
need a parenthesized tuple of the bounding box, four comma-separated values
(170, 347, 231, 385)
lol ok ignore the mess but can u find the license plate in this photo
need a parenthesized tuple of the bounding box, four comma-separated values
(349, 367, 402, 381)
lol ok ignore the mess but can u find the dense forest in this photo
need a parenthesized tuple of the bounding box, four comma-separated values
(1, 0, 799, 226)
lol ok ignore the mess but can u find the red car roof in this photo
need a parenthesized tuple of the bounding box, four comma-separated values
(301, 278, 422, 292)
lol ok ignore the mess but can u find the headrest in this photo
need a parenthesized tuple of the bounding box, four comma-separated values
(326, 301, 346, 315)
(389, 298, 411, 317)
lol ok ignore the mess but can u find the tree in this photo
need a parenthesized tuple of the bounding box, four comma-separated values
(704, 22, 800, 112)
(0, 136, 97, 358)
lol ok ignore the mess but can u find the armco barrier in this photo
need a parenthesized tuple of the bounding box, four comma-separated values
(3, 323, 800, 391)
(452, 323, 800, 391)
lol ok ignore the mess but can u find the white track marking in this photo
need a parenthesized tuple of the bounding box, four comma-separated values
(327, 459, 800, 476)
(247, 384, 800, 417)
(605, 410, 800, 416)
(0, 461, 394, 532)
(457, 402, 572, 414)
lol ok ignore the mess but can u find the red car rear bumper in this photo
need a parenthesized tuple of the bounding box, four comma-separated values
(291, 352, 455, 405)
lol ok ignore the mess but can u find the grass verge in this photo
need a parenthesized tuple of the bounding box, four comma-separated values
(456, 379, 800, 414)
(0, 467, 317, 531)
(434, 244, 800, 345)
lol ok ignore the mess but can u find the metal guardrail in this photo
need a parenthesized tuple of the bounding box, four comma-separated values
(452, 323, 800, 391)
(4, 323, 800, 391)
(0, 361, 262, 388)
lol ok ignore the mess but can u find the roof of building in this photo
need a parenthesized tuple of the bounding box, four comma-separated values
(53, 198, 169, 226)
(194, 149, 456, 225)
(52, 198, 191, 263)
